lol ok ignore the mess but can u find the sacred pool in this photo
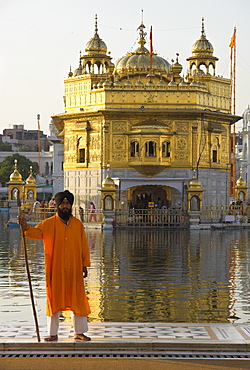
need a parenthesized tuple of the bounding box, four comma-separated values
(1, 212, 250, 325)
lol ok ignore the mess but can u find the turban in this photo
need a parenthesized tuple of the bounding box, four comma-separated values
(55, 190, 74, 207)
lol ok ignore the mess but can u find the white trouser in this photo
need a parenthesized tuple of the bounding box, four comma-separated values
(47, 312, 88, 335)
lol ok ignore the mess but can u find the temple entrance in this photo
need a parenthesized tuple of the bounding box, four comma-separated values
(117, 185, 187, 228)
(127, 185, 182, 209)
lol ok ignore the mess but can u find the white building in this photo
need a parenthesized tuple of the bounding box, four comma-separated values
(240, 106, 250, 198)
(0, 120, 64, 196)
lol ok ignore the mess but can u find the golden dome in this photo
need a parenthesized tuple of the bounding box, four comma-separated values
(192, 18, 214, 55)
(188, 170, 202, 189)
(102, 166, 116, 189)
(172, 54, 183, 75)
(102, 176, 115, 187)
(85, 15, 107, 56)
(114, 22, 171, 76)
(124, 79, 133, 87)
(113, 80, 122, 88)
(135, 79, 144, 88)
(157, 79, 166, 87)
(146, 79, 154, 87)
(9, 159, 23, 182)
(236, 169, 246, 187)
(103, 79, 112, 88)
(25, 166, 36, 184)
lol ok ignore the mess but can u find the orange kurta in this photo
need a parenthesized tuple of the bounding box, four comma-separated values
(25, 214, 90, 317)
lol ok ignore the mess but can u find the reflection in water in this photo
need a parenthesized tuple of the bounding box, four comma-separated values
(1, 212, 250, 324)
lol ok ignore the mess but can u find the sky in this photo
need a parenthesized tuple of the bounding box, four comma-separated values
(0, 0, 249, 135)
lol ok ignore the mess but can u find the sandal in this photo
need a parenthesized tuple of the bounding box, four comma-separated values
(74, 333, 91, 341)
(44, 335, 58, 342)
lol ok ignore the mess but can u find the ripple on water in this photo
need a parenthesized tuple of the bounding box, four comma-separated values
(1, 214, 250, 324)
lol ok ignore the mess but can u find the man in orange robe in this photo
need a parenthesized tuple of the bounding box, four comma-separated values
(18, 190, 91, 342)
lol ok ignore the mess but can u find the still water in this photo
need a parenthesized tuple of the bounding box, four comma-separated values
(1, 212, 250, 325)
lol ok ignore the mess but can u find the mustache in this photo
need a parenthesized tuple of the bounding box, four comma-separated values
(57, 207, 72, 220)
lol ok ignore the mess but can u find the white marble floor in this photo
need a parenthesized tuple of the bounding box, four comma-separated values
(0, 322, 250, 343)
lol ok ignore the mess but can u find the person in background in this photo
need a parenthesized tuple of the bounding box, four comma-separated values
(40, 199, 46, 219)
(32, 199, 41, 221)
(88, 201, 97, 222)
(48, 196, 56, 216)
(17, 190, 91, 342)
(79, 206, 84, 222)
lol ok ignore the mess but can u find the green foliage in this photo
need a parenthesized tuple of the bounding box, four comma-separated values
(19, 146, 36, 152)
(0, 140, 13, 151)
(0, 153, 38, 185)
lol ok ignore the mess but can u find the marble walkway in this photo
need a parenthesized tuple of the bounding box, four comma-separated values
(1, 322, 250, 355)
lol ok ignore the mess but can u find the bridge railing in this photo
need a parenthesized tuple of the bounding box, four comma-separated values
(200, 205, 250, 224)
(114, 208, 189, 228)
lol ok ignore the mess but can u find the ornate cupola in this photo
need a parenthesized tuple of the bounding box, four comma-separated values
(114, 21, 171, 79)
(7, 159, 25, 200)
(75, 14, 114, 76)
(171, 53, 183, 84)
(24, 166, 37, 202)
(100, 165, 116, 210)
(187, 170, 203, 211)
(85, 18, 107, 56)
(186, 17, 218, 76)
(235, 168, 248, 201)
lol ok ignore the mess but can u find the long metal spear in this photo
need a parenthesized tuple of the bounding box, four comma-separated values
(17, 196, 41, 342)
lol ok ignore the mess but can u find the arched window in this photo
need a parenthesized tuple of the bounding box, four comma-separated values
(11, 188, 19, 200)
(162, 141, 170, 157)
(208, 63, 215, 76)
(79, 148, 85, 163)
(212, 150, 218, 163)
(130, 141, 139, 157)
(104, 195, 113, 210)
(145, 141, 156, 157)
(45, 162, 49, 175)
(238, 191, 245, 201)
(198, 63, 206, 75)
(212, 136, 220, 163)
(77, 136, 86, 163)
(27, 189, 34, 199)
(190, 195, 200, 211)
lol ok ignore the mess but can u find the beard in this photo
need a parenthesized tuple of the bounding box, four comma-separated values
(57, 206, 72, 221)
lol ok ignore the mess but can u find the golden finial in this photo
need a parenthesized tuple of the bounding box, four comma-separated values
(201, 17, 206, 37)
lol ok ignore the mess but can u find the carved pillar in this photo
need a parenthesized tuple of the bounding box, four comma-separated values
(192, 126, 198, 169)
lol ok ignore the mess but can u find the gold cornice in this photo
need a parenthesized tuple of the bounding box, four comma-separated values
(52, 110, 241, 128)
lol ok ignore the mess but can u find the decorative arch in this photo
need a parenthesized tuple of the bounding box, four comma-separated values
(11, 188, 19, 200)
(208, 62, 215, 75)
(198, 62, 207, 74)
(162, 141, 170, 158)
(238, 191, 245, 201)
(190, 63, 196, 75)
(27, 189, 34, 199)
(130, 140, 140, 157)
(190, 195, 200, 211)
(77, 136, 86, 163)
(145, 141, 156, 157)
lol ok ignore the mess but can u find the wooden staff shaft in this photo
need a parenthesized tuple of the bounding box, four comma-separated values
(17, 197, 41, 342)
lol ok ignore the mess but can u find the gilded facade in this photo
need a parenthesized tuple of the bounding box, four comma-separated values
(52, 16, 241, 211)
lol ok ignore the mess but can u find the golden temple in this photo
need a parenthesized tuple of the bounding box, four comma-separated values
(52, 16, 241, 211)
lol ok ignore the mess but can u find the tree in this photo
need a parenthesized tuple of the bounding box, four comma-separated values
(19, 146, 36, 152)
(0, 140, 13, 151)
(0, 153, 38, 185)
